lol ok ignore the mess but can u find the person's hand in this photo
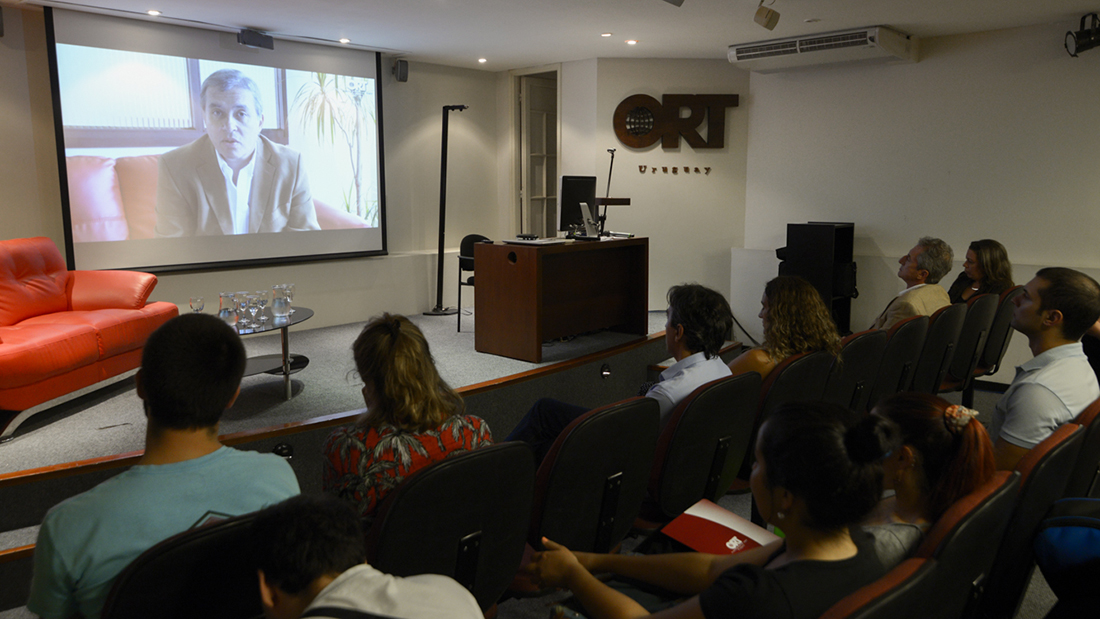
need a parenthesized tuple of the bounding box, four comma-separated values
(524, 537, 586, 588)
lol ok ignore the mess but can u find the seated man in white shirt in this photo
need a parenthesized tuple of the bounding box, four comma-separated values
(252, 494, 482, 619)
(505, 283, 734, 462)
(988, 267, 1100, 470)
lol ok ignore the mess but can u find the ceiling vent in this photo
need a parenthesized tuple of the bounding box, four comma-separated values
(728, 26, 917, 73)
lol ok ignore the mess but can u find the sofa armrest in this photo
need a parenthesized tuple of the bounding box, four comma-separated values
(70, 270, 157, 310)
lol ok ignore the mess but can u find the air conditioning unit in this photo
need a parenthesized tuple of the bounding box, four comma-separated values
(728, 26, 918, 73)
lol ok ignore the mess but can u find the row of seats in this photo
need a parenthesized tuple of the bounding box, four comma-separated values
(823, 398, 1100, 619)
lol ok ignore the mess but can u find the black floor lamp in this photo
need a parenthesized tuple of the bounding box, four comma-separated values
(424, 104, 467, 316)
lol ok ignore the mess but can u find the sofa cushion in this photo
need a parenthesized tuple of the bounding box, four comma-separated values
(116, 155, 160, 240)
(67, 156, 130, 243)
(20, 303, 178, 359)
(0, 323, 100, 390)
(0, 237, 72, 327)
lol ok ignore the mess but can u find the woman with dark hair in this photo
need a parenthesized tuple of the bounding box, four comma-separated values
(322, 313, 492, 525)
(727, 276, 842, 380)
(524, 402, 896, 619)
(862, 392, 996, 566)
(947, 239, 1014, 304)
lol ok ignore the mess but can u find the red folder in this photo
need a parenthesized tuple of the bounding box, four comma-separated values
(660, 499, 780, 555)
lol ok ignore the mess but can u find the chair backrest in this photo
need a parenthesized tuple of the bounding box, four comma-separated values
(866, 315, 929, 411)
(819, 558, 936, 619)
(1067, 398, 1100, 498)
(648, 372, 762, 520)
(975, 285, 1024, 375)
(366, 442, 535, 611)
(909, 470, 1020, 619)
(942, 293, 999, 390)
(101, 513, 261, 619)
(910, 303, 966, 394)
(459, 234, 491, 273)
(823, 329, 889, 412)
(976, 424, 1086, 619)
(531, 397, 660, 553)
(735, 350, 835, 480)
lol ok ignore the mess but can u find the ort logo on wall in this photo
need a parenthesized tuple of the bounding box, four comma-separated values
(613, 94, 739, 150)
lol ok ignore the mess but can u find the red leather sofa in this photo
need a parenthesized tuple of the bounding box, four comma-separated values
(66, 155, 369, 242)
(0, 237, 178, 442)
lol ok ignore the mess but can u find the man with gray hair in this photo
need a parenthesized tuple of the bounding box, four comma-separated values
(155, 68, 319, 236)
(871, 237, 953, 330)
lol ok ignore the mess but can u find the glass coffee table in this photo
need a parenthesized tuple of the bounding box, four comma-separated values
(236, 307, 313, 400)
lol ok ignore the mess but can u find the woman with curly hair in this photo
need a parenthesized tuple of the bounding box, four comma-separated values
(947, 239, 1014, 304)
(322, 313, 492, 525)
(727, 276, 842, 380)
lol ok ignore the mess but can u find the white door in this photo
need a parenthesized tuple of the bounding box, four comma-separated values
(520, 76, 557, 236)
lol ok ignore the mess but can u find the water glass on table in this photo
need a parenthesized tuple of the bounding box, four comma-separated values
(189, 296, 204, 313)
(272, 284, 292, 317)
(255, 290, 270, 322)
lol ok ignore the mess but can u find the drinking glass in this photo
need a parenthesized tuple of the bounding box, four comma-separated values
(246, 294, 261, 328)
(284, 283, 296, 314)
(218, 292, 237, 325)
(189, 296, 204, 313)
(235, 292, 251, 327)
(255, 290, 270, 322)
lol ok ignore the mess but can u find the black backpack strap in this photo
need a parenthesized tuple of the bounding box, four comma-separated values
(300, 607, 403, 619)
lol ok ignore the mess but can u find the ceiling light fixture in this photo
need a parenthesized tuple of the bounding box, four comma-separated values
(754, 0, 779, 31)
(601, 33, 612, 37)
(478, 58, 487, 63)
(146, 10, 161, 16)
(1066, 13, 1100, 57)
(339, 38, 350, 44)
(626, 40, 638, 45)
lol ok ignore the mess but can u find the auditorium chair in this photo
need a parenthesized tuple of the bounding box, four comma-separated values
(960, 285, 1024, 407)
(823, 329, 888, 412)
(865, 315, 928, 411)
(937, 293, 998, 396)
(366, 442, 535, 612)
(974, 424, 1086, 619)
(101, 513, 261, 619)
(1066, 398, 1100, 498)
(457, 234, 491, 332)
(528, 397, 659, 553)
(635, 372, 761, 526)
(909, 303, 966, 394)
(819, 558, 936, 619)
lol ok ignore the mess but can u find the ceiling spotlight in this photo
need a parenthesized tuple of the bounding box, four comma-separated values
(146, 10, 161, 16)
(626, 40, 638, 45)
(601, 33, 612, 37)
(339, 38, 350, 44)
(478, 58, 487, 63)
(1066, 13, 1100, 57)
(754, 0, 779, 31)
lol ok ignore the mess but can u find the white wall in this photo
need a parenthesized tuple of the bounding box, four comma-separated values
(590, 58, 750, 307)
(0, 7, 503, 328)
(739, 22, 1100, 381)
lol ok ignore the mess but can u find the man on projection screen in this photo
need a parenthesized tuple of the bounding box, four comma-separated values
(155, 69, 320, 236)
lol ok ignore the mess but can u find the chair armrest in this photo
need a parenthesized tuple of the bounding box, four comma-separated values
(70, 270, 157, 310)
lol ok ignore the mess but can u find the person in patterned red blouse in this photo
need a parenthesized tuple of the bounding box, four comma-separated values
(322, 313, 492, 525)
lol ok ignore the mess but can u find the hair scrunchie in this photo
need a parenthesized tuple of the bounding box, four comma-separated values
(944, 404, 978, 435)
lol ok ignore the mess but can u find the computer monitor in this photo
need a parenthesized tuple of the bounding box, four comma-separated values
(558, 175, 599, 235)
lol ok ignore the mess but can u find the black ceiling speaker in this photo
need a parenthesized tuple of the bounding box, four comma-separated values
(237, 28, 274, 50)
(662, 0, 685, 6)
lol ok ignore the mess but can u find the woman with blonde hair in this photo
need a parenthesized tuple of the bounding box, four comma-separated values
(727, 276, 842, 380)
(322, 313, 492, 524)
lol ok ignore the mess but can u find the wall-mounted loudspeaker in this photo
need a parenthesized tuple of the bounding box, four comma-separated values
(392, 59, 409, 82)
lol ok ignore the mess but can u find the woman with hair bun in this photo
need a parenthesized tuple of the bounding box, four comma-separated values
(727, 276, 842, 381)
(524, 401, 896, 619)
(863, 392, 996, 566)
(322, 313, 492, 526)
(947, 239, 1014, 304)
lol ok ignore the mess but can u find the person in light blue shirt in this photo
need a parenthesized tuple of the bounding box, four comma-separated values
(27, 314, 301, 619)
(989, 267, 1100, 470)
(506, 283, 733, 462)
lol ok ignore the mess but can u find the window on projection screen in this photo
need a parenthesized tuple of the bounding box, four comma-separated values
(50, 8, 386, 271)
